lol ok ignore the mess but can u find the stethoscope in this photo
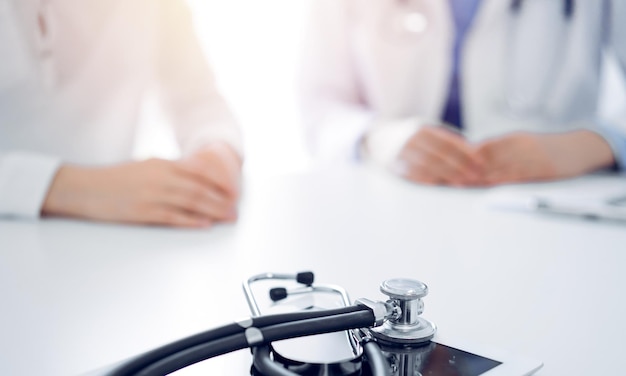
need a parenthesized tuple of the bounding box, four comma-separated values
(105, 271, 437, 376)
(393, 0, 576, 121)
(393, 0, 575, 36)
(506, 0, 576, 118)
(510, 0, 575, 19)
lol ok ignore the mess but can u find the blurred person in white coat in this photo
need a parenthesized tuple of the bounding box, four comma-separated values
(0, 0, 243, 227)
(300, 0, 626, 186)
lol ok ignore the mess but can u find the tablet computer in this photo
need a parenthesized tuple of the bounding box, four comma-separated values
(425, 334, 543, 376)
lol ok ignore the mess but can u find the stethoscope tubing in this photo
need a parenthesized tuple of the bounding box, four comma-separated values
(363, 340, 390, 376)
(510, 0, 575, 19)
(253, 345, 300, 376)
(252, 340, 389, 376)
(395, 0, 576, 19)
(107, 306, 375, 376)
(133, 310, 376, 376)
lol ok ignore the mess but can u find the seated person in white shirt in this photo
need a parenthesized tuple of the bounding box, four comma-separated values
(299, 0, 626, 186)
(0, 0, 242, 228)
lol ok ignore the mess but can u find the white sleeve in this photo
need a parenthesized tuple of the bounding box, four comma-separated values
(363, 117, 426, 169)
(593, 0, 626, 170)
(155, 0, 242, 158)
(298, 0, 375, 161)
(299, 0, 423, 166)
(0, 152, 61, 219)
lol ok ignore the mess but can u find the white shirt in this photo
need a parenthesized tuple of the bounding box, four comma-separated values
(299, 0, 626, 170)
(0, 0, 242, 218)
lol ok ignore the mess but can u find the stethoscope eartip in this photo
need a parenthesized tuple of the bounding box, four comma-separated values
(296, 271, 314, 286)
(269, 287, 288, 302)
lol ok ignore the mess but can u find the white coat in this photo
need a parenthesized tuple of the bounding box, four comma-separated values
(299, 0, 626, 168)
(0, 0, 241, 218)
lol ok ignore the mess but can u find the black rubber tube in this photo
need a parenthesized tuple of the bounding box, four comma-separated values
(108, 305, 367, 376)
(363, 341, 389, 376)
(261, 311, 373, 342)
(252, 346, 299, 376)
(133, 310, 375, 376)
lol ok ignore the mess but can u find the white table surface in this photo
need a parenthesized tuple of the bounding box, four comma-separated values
(1, 164, 625, 376)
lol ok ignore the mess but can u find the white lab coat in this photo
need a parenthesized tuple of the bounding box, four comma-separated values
(0, 0, 241, 218)
(300, 0, 626, 168)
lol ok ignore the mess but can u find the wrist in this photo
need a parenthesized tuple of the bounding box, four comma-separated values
(196, 142, 243, 169)
(41, 165, 95, 218)
(554, 130, 615, 175)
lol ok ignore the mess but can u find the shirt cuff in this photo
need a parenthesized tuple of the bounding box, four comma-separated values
(588, 123, 626, 171)
(0, 152, 62, 219)
(311, 107, 375, 162)
(361, 117, 423, 170)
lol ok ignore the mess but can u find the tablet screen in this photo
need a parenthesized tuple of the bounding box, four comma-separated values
(380, 341, 502, 376)
(423, 343, 501, 375)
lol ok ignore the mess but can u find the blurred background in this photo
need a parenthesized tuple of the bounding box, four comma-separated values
(134, 0, 313, 181)
(134, 0, 626, 181)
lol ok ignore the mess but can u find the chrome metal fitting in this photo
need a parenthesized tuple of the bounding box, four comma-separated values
(355, 298, 394, 327)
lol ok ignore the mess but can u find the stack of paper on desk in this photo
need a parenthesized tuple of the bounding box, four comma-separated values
(483, 174, 626, 222)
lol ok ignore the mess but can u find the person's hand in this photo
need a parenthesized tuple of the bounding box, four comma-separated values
(42, 142, 243, 228)
(395, 125, 484, 186)
(186, 141, 243, 219)
(475, 130, 615, 185)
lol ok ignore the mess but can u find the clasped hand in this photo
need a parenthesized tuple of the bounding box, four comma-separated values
(395, 126, 614, 187)
(42, 142, 242, 228)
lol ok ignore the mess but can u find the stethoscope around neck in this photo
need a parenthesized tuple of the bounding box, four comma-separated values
(105, 271, 437, 376)
(505, 0, 576, 118)
(393, 0, 575, 36)
(511, 0, 575, 19)
(393, 0, 576, 121)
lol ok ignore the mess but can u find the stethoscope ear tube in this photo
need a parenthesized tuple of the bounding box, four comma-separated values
(252, 345, 300, 376)
(510, 0, 575, 19)
(106, 306, 376, 376)
(251, 339, 390, 376)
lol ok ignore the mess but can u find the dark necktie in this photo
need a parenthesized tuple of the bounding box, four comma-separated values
(441, 0, 482, 129)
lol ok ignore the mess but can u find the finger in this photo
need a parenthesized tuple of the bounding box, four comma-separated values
(414, 140, 483, 184)
(182, 150, 241, 198)
(143, 160, 238, 221)
(401, 169, 443, 186)
(403, 153, 454, 185)
(159, 177, 238, 221)
(475, 140, 517, 171)
(486, 160, 557, 185)
(129, 205, 214, 228)
(425, 127, 484, 167)
(483, 165, 535, 185)
(400, 151, 467, 186)
(174, 160, 237, 199)
(476, 134, 537, 171)
(411, 127, 484, 179)
(398, 160, 443, 185)
(402, 142, 483, 185)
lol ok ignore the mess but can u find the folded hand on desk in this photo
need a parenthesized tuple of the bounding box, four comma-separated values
(396, 126, 485, 186)
(395, 127, 615, 187)
(475, 130, 614, 185)
(41, 142, 242, 228)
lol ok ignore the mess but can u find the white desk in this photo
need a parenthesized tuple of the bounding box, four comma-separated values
(1, 165, 625, 376)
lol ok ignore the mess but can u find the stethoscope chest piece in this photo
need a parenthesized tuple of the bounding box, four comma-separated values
(370, 278, 436, 345)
